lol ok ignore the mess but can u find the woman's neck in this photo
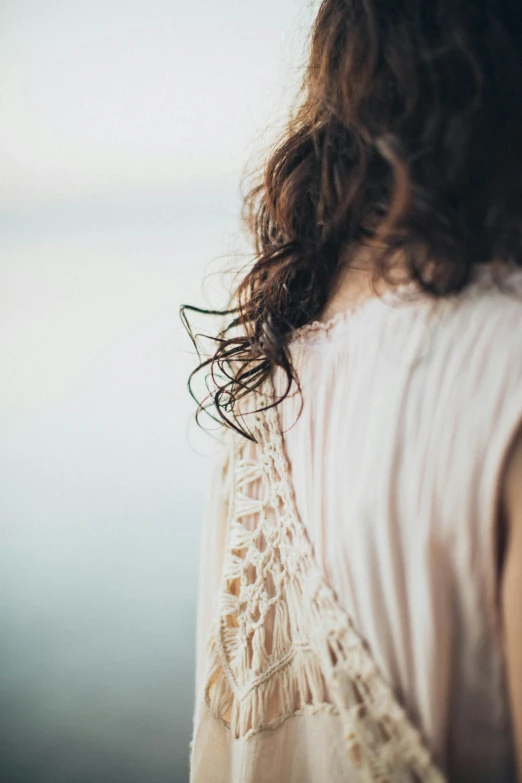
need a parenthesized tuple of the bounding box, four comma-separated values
(318, 250, 409, 324)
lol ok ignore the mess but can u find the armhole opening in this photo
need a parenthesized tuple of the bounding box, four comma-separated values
(486, 401, 522, 638)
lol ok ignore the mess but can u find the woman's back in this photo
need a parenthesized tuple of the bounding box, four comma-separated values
(274, 265, 522, 780)
(185, 1, 522, 777)
(190, 266, 522, 782)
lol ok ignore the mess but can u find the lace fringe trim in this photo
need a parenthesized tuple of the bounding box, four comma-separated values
(289, 262, 522, 345)
(203, 388, 446, 782)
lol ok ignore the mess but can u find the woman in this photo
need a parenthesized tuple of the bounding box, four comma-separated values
(183, 1, 522, 780)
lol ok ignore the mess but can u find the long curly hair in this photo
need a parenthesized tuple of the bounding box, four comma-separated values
(182, 0, 522, 440)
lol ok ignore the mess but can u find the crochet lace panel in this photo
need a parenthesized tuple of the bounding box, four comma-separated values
(203, 384, 446, 782)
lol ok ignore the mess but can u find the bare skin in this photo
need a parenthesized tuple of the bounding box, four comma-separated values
(318, 266, 379, 322)
(501, 429, 522, 782)
(317, 250, 410, 324)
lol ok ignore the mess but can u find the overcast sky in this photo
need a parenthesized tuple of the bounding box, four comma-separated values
(0, 2, 318, 781)
(0, 0, 315, 210)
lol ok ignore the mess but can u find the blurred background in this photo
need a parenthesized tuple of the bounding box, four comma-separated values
(0, 1, 315, 781)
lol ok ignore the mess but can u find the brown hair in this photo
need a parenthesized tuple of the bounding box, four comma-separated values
(182, 0, 522, 440)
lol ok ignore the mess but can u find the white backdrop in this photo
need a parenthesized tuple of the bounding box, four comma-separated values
(0, 2, 315, 781)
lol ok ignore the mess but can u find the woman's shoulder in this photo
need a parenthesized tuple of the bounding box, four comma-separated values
(423, 266, 522, 419)
(441, 264, 522, 331)
(406, 264, 522, 383)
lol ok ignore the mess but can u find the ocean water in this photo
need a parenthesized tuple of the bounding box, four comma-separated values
(0, 202, 238, 783)
(0, 1, 314, 779)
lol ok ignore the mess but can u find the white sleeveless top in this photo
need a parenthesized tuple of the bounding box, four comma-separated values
(190, 265, 522, 782)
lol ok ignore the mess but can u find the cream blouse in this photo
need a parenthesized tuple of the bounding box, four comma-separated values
(190, 264, 522, 782)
